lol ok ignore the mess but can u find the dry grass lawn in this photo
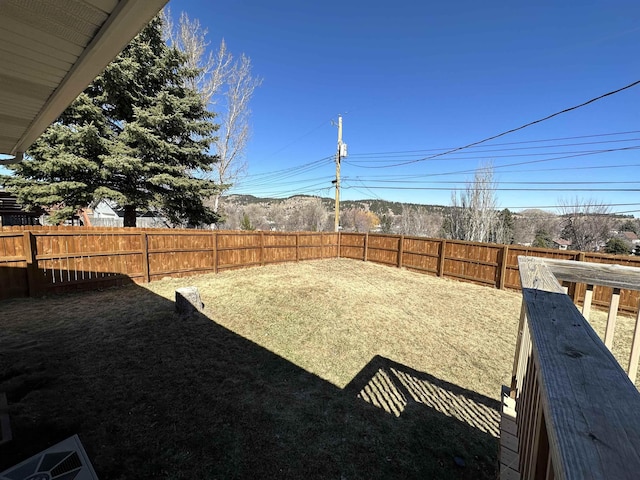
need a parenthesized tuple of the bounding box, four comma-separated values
(0, 258, 636, 479)
(153, 259, 523, 399)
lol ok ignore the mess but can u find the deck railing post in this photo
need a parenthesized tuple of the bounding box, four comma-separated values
(510, 300, 528, 398)
(628, 303, 640, 383)
(582, 284, 594, 320)
(604, 287, 621, 349)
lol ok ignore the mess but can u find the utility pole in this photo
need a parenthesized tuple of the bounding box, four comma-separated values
(334, 115, 344, 232)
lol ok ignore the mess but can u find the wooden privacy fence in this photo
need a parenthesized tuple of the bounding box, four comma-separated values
(0, 229, 338, 298)
(500, 256, 640, 480)
(339, 232, 640, 314)
(2, 227, 640, 313)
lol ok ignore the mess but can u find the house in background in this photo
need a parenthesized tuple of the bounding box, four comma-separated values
(0, 191, 42, 227)
(620, 231, 640, 246)
(552, 238, 572, 250)
(90, 199, 168, 228)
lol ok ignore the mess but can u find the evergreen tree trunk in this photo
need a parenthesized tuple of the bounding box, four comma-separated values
(124, 205, 137, 227)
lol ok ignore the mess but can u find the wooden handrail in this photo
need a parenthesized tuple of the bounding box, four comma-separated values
(508, 256, 640, 479)
(543, 258, 640, 291)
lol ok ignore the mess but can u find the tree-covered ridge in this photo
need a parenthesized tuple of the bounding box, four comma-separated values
(2, 15, 220, 227)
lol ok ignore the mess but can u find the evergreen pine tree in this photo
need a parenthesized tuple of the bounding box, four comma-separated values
(240, 213, 255, 231)
(1, 16, 219, 227)
(605, 237, 631, 255)
(532, 229, 553, 249)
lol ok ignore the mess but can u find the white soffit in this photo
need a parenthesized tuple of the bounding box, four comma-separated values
(0, 0, 168, 157)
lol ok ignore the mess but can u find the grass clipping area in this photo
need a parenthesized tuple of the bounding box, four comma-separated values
(1, 258, 633, 479)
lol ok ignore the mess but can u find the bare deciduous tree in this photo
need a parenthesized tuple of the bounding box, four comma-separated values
(341, 208, 379, 233)
(164, 10, 262, 215)
(513, 209, 561, 245)
(286, 198, 328, 231)
(163, 10, 229, 104)
(445, 165, 499, 243)
(558, 197, 613, 251)
(398, 205, 442, 237)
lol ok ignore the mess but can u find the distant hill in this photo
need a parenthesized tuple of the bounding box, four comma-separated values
(223, 194, 451, 217)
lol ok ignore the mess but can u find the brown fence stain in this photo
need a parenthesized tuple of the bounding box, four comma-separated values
(2, 226, 640, 313)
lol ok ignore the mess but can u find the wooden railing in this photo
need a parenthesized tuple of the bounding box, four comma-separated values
(500, 256, 640, 479)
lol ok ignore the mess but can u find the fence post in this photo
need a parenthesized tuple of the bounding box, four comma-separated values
(438, 239, 447, 277)
(397, 235, 404, 268)
(338, 232, 341, 258)
(214, 231, 219, 273)
(363, 233, 369, 262)
(295, 233, 300, 262)
(23, 231, 39, 297)
(212, 230, 218, 274)
(320, 232, 324, 259)
(498, 245, 509, 290)
(140, 232, 150, 283)
(260, 231, 265, 266)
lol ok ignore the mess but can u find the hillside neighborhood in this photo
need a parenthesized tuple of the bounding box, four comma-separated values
(2, 189, 638, 255)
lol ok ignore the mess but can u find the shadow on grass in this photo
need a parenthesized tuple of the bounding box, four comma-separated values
(0, 273, 498, 479)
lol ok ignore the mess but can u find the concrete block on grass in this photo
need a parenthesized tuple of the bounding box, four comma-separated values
(175, 286, 204, 317)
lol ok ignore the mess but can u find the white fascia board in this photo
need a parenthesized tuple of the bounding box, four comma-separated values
(11, 0, 168, 156)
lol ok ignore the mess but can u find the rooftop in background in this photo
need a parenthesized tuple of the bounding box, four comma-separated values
(0, 191, 42, 227)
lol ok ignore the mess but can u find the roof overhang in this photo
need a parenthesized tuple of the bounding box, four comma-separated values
(0, 0, 168, 161)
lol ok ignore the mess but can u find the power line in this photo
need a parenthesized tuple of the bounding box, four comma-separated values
(347, 129, 640, 157)
(433, 162, 640, 177)
(342, 185, 640, 192)
(230, 180, 332, 198)
(385, 146, 640, 178)
(266, 118, 334, 157)
(344, 178, 640, 185)
(500, 202, 640, 211)
(231, 175, 331, 192)
(346, 137, 640, 162)
(240, 155, 333, 180)
(342, 163, 640, 180)
(358, 78, 640, 169)
(234, 156, 333, 190)
(343, 144, 640, 169)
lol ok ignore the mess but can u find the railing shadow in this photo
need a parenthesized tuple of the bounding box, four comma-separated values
(0, 271, 498, 479)
(345, 355, 501, 437)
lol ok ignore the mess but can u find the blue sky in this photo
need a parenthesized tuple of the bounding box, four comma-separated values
(168, 0, 640, 215)
(4, 1, 639, 215)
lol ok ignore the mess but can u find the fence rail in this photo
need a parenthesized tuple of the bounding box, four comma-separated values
(2, 227, 640, 313)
